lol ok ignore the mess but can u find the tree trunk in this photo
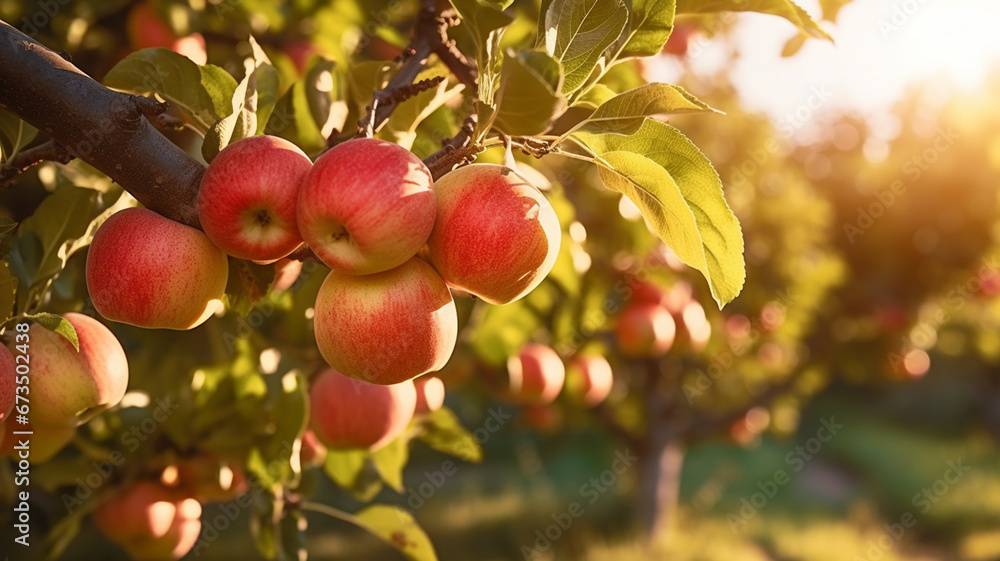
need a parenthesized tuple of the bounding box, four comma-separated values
(637, 424, 686, 544)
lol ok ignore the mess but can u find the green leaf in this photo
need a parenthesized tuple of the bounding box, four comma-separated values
(371, 437, 409, 493)
(266, 59, 347, 154)
(224, 258, 276, 317)
(567, 83, 721, 139)
(104, 48, 239, 134)
(573, 119, 745, 307)
(11, 186, 121, 306)
(259, 370, 309, 487)
(416, 407, 482, 463)
(573, 83, 617, 109)
(448, 0, 513, 135)
(539, 0, 628, 94)
(354, 505, 439, 561)
(0, 217, 18, 256)
(323, 447, 368, 490)
(380, 65, 464, 149)
(26, 312, 79, 351)
(494, 50, 567, 136)
(619, 0, 677, 58)
(248, 37, 280, 135)
(675, 0, 831, 40)
(0, 261, 15, 326)
(0, 110, 38, 162)
(202, 37, 281, 161)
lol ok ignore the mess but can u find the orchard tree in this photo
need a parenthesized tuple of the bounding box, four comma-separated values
(0, 0, 850, 559)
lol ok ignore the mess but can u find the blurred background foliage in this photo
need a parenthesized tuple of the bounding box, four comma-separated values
(2, 0, 1000, 560)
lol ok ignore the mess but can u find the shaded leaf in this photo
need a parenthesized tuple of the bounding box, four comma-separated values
(494, 50, 567, 136)
(224, 258, 276, 317)
(104, 48, 238, 134)
(355, 505, 439, 561)
(0, 261, 15, 325)
(27, 312, 79, 351)
(266, 59, 347, 154)
(539, 0, 628, 93)
(371, 437, 409, 493)
(0, 110, 38, 162)
(619, 0, 677, 58)
(416, 407, 482, 463)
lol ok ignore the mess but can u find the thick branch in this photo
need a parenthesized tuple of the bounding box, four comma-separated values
(0, 140, 73, 187)
(0, 21, 204, 227)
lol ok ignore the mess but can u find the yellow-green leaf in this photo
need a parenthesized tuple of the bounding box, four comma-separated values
(574, 119, 745, 306)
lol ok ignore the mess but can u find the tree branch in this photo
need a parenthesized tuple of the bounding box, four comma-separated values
(0, 21, 205, 227)
(1, 140, 73, 187)
(424, 112, 478, 179)
(430, 9, 478, 90)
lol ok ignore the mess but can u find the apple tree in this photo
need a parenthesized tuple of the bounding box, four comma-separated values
(0, 0, 861, 559)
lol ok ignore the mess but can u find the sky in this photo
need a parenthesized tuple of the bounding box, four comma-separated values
(645, 0, 1000, 141)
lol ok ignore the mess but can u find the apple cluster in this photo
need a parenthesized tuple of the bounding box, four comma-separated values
(615, 280, 712, 357)
(82, 134, 562, 454)
(86, 136, 561, 386)
(1, 313, 130, 463)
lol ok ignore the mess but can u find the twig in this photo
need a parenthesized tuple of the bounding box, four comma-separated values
(354, 1, 438, 137)
(423, 112, 478, 179)
(286, 244, 321, 264)
(1, 140, 73, 187)
(429, 9, 478, 90)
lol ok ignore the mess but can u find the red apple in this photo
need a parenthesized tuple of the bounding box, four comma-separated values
(284, 40, 318, 74)
(0, 419, 75, 463)
(630, 280, 665, 306)
(175, 456, 248, 503)
(616, 303, 676, 357)
(272, 258, 303, 292)
(308, 368, 416, 450)
(297, 138, 435, 275)
(313, 257, 457, 385)
(126, 2, 207, 65)
(524, 404, 563, 433)
(414, 376, 445, 414)
(674, 300, 711, 352)
(663, 22, 698, 56)
(27, 313, 129, 428)
(427, 164, 562, 305)
(0, 345, 14, 423)
(87, 208, 229, 330)
(199, 135, 312, 261)
(506, 344, 565, 404)
(300, 429, 327, 467)
(565, 354, 614, 407)
(95, 481, 202, 561)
